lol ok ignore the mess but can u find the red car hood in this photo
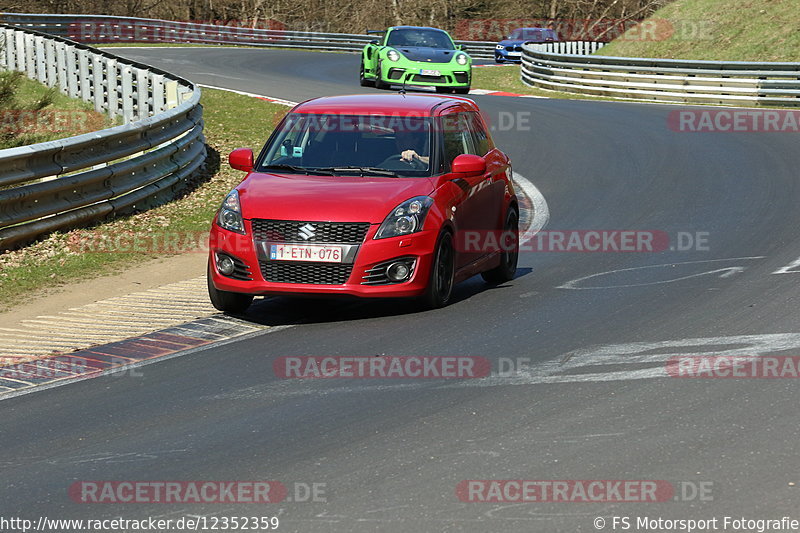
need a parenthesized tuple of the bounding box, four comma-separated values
(237, 172, 436, 223)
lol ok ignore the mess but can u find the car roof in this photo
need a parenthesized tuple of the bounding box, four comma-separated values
(291, 94, 475, 115)
(388, 26, 450, 33)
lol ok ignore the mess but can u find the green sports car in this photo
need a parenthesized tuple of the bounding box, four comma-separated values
(360, 26, 472, 94)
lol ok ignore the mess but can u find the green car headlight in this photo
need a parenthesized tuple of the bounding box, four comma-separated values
(456, 53, 469, 65)
(387, 50, 400, 62)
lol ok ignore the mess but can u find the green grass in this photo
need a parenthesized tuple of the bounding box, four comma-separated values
(597, 0, 800, 61)
(0, 88, 289, 311)
(0, 74, 112, 149)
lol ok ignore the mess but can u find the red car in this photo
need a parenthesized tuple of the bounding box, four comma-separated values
(207, 93, 518, 313)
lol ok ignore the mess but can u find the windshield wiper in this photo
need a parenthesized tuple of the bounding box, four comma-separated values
(262, 164, 335, 176)
(317, 166, 399, 177)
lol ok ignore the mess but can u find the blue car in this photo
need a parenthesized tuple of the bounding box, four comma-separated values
(495, 27, 559, 63)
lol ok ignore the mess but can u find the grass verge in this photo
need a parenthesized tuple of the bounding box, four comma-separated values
(0, 88, 289, 312)
(597, 0, 800, 61)
(0, 74, 113, 149)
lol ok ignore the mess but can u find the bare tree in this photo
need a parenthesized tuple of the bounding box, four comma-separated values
(15, 0, 672, 35)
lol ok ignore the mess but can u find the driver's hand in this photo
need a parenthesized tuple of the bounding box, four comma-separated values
(401, 149, 419, 162)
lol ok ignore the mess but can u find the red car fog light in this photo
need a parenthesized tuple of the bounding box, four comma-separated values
(387, 261, 411, 281)
(363, 257, 417, 285)
(216, 253, 236, 276)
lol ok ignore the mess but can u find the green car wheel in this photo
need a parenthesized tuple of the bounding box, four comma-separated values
(374, 61, 390, 89)
(359, 62, 374, 87)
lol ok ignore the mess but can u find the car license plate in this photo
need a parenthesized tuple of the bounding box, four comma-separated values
(420, 69, 440, 76)
(508, 52, 521, 56)
(270, 244, 343, 263)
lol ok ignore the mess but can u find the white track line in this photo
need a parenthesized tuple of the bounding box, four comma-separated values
(513, 171, 550, 243)
(197, 84, 298, 106)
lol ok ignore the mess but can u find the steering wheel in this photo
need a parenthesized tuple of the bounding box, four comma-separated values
(379, 154, 427, 170)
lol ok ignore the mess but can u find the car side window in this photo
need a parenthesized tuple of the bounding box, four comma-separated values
(465, 112, 492, 156)
(441, 113, 478, 171)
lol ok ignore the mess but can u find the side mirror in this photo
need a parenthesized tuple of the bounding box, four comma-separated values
(455, 44, 464, 51)
(229, 148, 254, 172)
(451, 154, 486, 176)
(370, 39, 378, 45)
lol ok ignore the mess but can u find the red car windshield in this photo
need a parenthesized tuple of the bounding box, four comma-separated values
(258, 113, 435, 177)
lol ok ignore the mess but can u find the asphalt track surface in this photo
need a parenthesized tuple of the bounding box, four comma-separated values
(4, 48, 800, 532)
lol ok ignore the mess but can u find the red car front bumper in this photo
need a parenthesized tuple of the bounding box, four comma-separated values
(208, 220, 438, 298)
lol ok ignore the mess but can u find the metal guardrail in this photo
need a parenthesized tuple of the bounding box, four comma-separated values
(525, 41, 606, 55)
(0, 13, 501, 59)
(521, 46, 800, 106)
(0, 23, 206, 250)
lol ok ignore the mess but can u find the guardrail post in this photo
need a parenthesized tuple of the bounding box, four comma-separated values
(14, 30, 25, 71)
(165, 80, 178, 109)
(34, 35, 46, 84)
(136, 67, 150, 119)
(24, 33, 35, 78)
(121, 65, 134, 123)
(151, 73, 165, 113)
(78, 48, 91, 102)
(65, 45, 79, 98)
(0, 29, 14, 70)
(92, 54, 104, 112)
(45, 38, 57, 87)
(106, 58, 119, 117)
(0, 30, 6, 69)
(179, 86, 191, 103)
(55, 41, 68, 94)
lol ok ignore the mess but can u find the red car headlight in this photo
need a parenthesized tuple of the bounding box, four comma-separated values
(216, 190, 245, 234)
(374, 196, 434, 239)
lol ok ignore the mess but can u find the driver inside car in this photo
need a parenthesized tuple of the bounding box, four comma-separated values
(395, 129, 430, 166)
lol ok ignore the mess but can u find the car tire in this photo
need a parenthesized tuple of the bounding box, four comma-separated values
(495, 58, 504, 64)
(207, 262, 253, 314)
(422, 230, 455, 309)
(454, 86, 471, 94)
(481, 207, 519, 284)
(359, 62, 374, 87)
(435, 86, 452, 94)
(374, 61, 390, 90)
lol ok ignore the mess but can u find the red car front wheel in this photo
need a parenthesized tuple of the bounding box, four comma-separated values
(422, 230, 455, 309)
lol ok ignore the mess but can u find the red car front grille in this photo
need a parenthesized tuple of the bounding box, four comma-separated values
(259, 261, 354, 285)
(251, 219, 370, 244)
